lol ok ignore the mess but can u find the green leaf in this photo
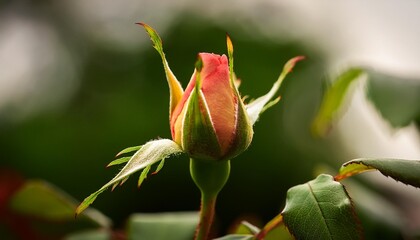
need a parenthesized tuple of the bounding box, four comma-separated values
(76, 139, 183, 216)
(336, 158, 420, 188)
(234, 221, 260, 235)
(214, 235, 254, 240)
(115, 145, 142, 157)
(234, 205, 291, 239)
(127, 212, 199, 240)
(64, 230, 111, 240)
(264, 224, 294, 240)
(282, 174, 362, 240)
(366, 69, 420, 127)
(137, 23, 184, 118)
(311, 68, 364, 137)
(337, 175, 404, 234)
(246, 56, 305, 125)
(9, 180, 111, 228)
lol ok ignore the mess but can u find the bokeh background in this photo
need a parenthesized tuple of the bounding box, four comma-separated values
(1, 0, 420, 239)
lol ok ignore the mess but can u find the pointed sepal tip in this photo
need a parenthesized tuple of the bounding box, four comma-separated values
(284, 56, 305, 74)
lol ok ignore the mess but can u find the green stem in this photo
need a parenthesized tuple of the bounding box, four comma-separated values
(190, 158, 230, 240)
(196, 193, 217, 240)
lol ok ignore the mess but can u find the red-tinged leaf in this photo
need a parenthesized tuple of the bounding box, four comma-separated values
(335, 158, 420, 188)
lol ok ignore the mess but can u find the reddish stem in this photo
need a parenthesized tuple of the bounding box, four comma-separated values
(255, 214, 284, 240)
(195, 194, 217, 240)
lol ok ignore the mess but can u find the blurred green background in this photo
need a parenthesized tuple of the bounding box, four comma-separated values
(1, 1, 420, 239)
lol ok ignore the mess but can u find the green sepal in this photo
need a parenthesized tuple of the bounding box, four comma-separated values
(152, 159, 165, 175)
(138, 165, 152, 188)
(107, 157, 130, 167)
(195, 54, 204, 72)
(311, 68, 364, 137)
(223, 34, 253, 160)
(76, 139, 183, 216)
(181, 58, 222, 160)
(137, 23, 184, 118)
(222, 96, 253, 160)
(260, 96, 281, 114)
(115, 145, 142, 157)
(226, 34, 235, 89)
(246, 56, 305, 125)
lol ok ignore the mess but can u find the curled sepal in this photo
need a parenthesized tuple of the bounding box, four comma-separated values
(137, 22, 184, 118)
(246, 56, 305, 125)
(76, 139, 183, 216)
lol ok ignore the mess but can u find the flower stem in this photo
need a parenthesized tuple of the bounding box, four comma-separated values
(255, 214, 284, 240)
(195, 193, 217, 240)
(190, 158, 230, 240)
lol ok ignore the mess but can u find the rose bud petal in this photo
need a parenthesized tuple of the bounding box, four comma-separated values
(170, 53, 253, 161)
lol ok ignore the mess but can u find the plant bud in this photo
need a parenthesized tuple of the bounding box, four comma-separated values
(170, 53, 253, 161)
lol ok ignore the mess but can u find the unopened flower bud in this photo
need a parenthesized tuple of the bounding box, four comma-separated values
(170, 53, 253, 161)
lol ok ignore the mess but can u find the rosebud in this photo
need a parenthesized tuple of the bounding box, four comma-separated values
(138, 23, 303, 161)
(75, 24, 304, 217)
(170, 53, 253, 161)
